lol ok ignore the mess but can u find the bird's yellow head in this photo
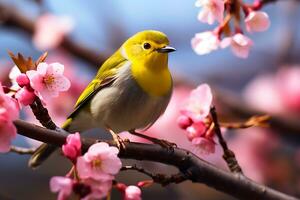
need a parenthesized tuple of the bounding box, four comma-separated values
(120, 30, 175, 97)
(121, 30, 175, 71)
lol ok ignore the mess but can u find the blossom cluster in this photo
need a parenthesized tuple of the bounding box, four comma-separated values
(0, 62, 70, 152)
(51, 133, 142, 200)
(177, 84, 216, 154)
(33, 13, 74, 51)
(244, 66, 300, 114)
(192, 0, 270, 58)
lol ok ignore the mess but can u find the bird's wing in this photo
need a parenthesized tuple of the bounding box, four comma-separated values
(67, 50, 127, 119)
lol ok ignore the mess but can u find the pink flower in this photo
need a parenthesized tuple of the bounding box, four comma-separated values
(195, 0, 224, 25)
(33, 14, 74, 50)
(76, 142, 122, 181)
(221, 33, 253, 58)
(26, 62, 71, 101)
(180, 84, 212, 123)
(186, 121, 207, 141)
(243, 74, 284, 114)
(9, 66, 22, 91)
(15, 87, 36, 106)
(276, 67, 300, 111)
(0, 84, 19, 152)
(245, 11, 270, 33)
(191, 31, 220, 55)
(192, 137, 215, 154)
(50, 176, 73, 200)
(124, 186, 142, 200)
(62, 132, 81, 161)
(80, 178, 112, 200)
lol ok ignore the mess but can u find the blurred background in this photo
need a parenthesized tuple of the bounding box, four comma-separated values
(0, 0, 300, 199)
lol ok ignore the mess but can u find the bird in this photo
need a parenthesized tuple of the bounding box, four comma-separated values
(29, 30, 176, 168)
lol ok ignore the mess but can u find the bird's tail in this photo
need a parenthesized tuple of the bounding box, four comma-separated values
(28, 119, 72, 168)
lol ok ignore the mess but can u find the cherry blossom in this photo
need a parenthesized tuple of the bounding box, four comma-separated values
(245, 11, 270, 33)
(124, 185, 142, 200)
(26, 62, 71, 101)
(221, 33, 253, 58)
(191, 31, 220, 55)
(62, 132, 82, 162)
(180, 84, 212, 123)
(50, 176, 73, 200)
(195, 0, 224, 25)
(276, 67, 300, 111)
(0, 83, 19, 152)
(177, 84, 217, 154)
(243, 74, 284, 114)
(76, 142, 122, 181)
(33, 14, 74, 50)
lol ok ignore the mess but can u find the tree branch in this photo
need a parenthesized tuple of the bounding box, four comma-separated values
(211, 106, 243, 174)
(215, 90, 300, 139)
(13, 119, 299, 200)
(9, 146, 35, 155)
(0, 2, 106, 67)
(121, 165, 186, 186)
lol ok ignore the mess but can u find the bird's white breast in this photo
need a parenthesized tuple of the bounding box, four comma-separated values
(88, 62, 172, 133)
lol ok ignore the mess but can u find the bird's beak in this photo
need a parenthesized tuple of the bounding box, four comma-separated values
(156, 46, 176, 53)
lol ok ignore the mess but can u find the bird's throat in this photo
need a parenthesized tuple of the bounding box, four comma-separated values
(131, 63, 172, 97)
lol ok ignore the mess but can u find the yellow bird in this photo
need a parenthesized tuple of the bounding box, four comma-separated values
(29, 30, 175, 168)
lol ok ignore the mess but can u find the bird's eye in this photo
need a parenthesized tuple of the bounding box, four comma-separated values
(143, 43, 151, 50)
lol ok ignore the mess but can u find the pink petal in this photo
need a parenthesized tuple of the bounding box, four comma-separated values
(230, 34, 253, 58)
(76, 156, 92, 179)
(33, 14, 74, 50)
(186, 122, 206, 141)
(101, 156, 122, 175)
(0, 123, 16, 152)
(177, 115, 192, 129)
(191, 31, 219, 55)
(181, 83, 212, 122)
(16, 74, 30, 87)
(50, 176, 73, 200)
(192, 137, 215, 154)
(220, 37, 232, 48)
(26, 70, 45, 91)
(49, 63, 65, 75)
(15, 87, 36, 106)
(245, 11, 270, 32)
(36, 62, 49, 76)
(125, 186, 142, 200)
(45, 74, 70, 93)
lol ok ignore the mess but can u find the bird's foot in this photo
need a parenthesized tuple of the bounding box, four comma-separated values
(150, 138, 177, 151)
(129, 130, 177, 151)
(107, 129, 126, 151)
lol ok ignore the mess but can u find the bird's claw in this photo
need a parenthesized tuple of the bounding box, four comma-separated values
(113, 134, 126, 151)
(153, 139, 177, 151)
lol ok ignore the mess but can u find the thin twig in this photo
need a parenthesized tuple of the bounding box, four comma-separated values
(220, 115, 270, 129)
(9, 146, 35, 155)
(210, 106, 243, 174)
(121, 165, 186, 186)
(29, 97, 57, 130)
